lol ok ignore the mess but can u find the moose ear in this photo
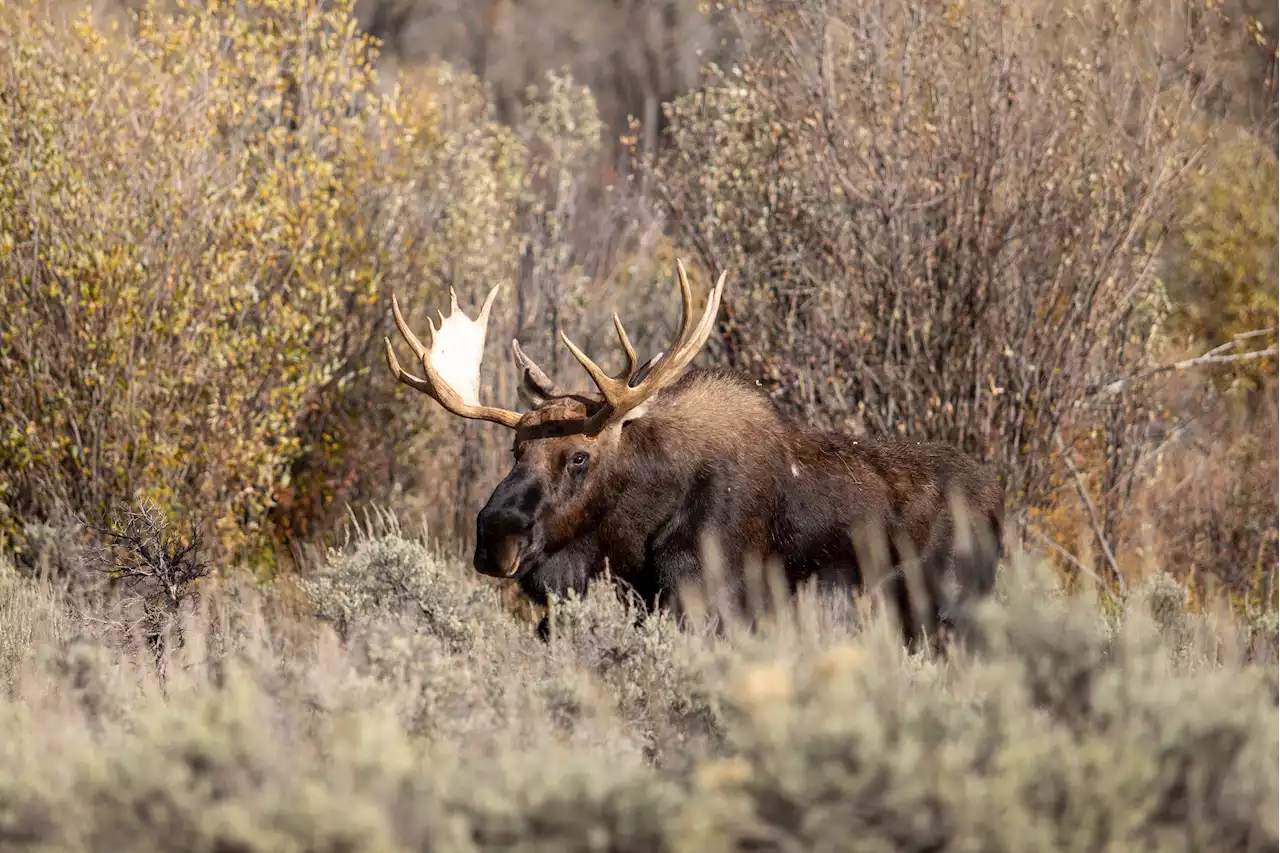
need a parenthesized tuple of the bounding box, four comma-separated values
(613, 352, 665, 428)
(628, 350, 664, 388)
(511, 339, 562, 407)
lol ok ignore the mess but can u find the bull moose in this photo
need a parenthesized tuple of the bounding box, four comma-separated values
(383, 260, 1004, 650)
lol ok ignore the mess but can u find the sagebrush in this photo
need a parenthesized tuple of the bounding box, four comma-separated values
(0, 519, 1276, 852)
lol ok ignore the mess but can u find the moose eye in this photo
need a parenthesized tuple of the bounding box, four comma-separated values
(569, 451, 590, 469)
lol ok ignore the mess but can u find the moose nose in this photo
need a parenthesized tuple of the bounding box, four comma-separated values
(474, 504, 533, 578)
(474, 474, 542, 578)
(473, 535, 525, 578)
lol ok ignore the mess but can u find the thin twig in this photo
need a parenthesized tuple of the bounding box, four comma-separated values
(1088, 330, 1277, 399)
(1053, 429, 1126, 594)
(1027, 524, 1114, 598)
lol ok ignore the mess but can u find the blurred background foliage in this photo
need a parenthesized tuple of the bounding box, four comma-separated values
(0, 0, 1276, 609)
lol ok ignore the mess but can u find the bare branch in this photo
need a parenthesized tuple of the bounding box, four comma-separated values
(1027, 524, 1116, 599)
(1089, 330, 1278, 399)
(1053, 429, 1126, 595)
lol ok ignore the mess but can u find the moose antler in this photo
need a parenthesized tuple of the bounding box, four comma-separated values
(510, 338, 566, 402)
(384, 285, 524, 429)
(559, 258, 727, 435)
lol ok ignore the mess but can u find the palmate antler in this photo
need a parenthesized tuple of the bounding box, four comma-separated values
(384, 259, 727, 433)
(384, 285, 525, 428)
(560, 259, 728, 435)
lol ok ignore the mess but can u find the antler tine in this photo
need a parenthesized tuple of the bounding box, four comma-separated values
(511, 338, 565, 398)
(558, 330, 628, 398)
(666, 260, 724, 365)
(391, 292, 430, 361)
(551, 311, 643, 402)
(612, 312, 638, 377)
(674, 257, 695, 332)
(560, 259, 728, 435)
(384, 289, 524, 430)
(384, 332, 434, 395)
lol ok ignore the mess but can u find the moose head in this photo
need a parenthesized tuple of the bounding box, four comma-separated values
(384, 259, 726, 582)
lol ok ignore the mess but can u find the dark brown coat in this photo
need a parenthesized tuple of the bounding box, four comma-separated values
(383, 260, 1004, 650)
(498, 365, 1004, 648)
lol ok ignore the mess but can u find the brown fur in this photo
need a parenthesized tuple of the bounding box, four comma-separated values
(472, 364, 1004, 651)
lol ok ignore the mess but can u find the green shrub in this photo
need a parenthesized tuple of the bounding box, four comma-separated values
(0, 0, 394, 557)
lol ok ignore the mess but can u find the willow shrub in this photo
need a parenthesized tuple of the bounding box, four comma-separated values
(650, 0, 1241, 514)
(1166, 125, 1278, 372)
(0, 0, 602, 565)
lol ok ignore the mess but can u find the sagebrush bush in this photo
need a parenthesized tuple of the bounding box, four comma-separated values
(303, 518, 722, 759)
(303, 529, 502, 652)
(0, 528, 1274, 852)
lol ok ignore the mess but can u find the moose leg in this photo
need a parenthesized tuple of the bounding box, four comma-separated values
(645, 516, 714, 625)
(935, 507, 1002, 650)
(888, 517, 957, 656)
(914, 501, 1003, 656)
(886, 567, 944, 654)
(644, 468, 748, 630)
(518, 535, 603, 642)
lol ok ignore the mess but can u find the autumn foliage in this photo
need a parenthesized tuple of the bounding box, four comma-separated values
(0, 0, 605, 567)
(0, 0, 1275, 606)
(0, 1, 1275, 846)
